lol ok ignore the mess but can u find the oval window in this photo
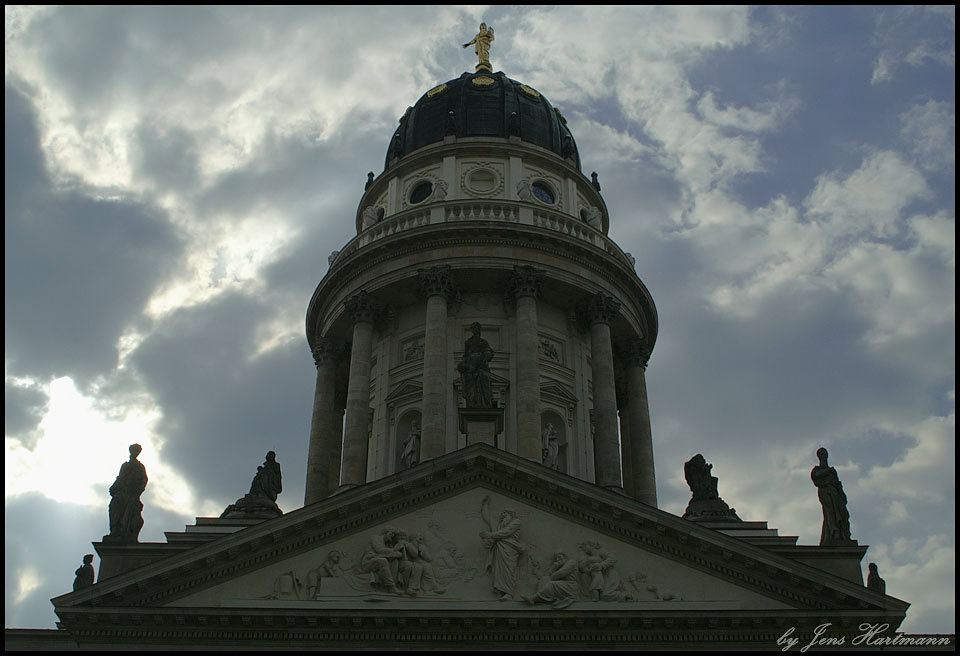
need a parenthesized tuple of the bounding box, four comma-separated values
(409, 181, 433, 204)
(531, 181, 555, 204)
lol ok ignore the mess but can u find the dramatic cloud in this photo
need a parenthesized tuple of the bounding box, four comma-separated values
(5, 6, 954, 635)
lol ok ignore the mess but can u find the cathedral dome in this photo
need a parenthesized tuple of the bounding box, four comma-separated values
(385, 71, 581, 170)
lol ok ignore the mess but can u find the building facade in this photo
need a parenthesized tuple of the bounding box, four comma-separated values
(13, 44, 920, 652)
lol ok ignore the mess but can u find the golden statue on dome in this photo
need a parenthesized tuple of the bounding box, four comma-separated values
(463, 22, 495, 72)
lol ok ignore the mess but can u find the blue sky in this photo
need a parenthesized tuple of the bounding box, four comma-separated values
(5, 6, 954, 634)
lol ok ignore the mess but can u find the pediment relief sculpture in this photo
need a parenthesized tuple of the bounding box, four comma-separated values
(235, 492, 731, 609)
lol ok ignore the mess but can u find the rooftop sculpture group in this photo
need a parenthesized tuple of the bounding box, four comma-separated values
(221, 451, 283, 519)
(681, 453, 740, 521)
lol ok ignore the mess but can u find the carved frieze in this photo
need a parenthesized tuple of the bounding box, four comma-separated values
(254, 493, 692, 607)
(538, 335, 562, 364)
(400, 335, 425, 363)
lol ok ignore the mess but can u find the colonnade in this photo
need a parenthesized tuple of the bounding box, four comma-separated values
(303, 271, 657, 508)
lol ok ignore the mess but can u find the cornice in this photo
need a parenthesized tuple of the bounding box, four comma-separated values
(54, 605, 911, 649)
(307, 221, 658, 352)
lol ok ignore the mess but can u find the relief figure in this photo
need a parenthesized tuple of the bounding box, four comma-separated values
(479, 495, 524, 600)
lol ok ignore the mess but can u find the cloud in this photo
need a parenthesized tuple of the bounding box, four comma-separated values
(870, 6, 955, 84)
(4, 377, 48, 441)
(128, 291, 315, 508)
(804, 151, 930, 238)
(696, 88, 796, 133)
(898, 100, 956, 173)
(4, 81, 184, 386)
(3, 6, 954, 636)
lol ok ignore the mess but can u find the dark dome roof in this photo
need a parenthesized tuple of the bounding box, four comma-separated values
(385, 71, 580, 170)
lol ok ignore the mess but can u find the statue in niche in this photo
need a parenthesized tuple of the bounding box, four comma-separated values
(580, 206, 602, 230)
(221, 451, 283, 519)
(361, 205, 381, 230)
(400, 421, 421, 470)
(866, 563, 886, 594)
(463, 22, 495, 71)
(812, 447, 854, 545)
(523, 552, 580, 609)
(457, 322, 495, 408)
(578, 541, 631, 601)
(479, 495, 524, 600)
(541, 422, 560, 470)
(360, 526, 404, 594)
(72, 554, 95, 591)
(104, 444, 147, 544)
(682, 453, 740, 521)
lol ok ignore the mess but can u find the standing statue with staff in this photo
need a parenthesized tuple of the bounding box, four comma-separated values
(463, 23, 495, 72)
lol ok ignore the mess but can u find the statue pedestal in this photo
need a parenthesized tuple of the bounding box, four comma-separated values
(458, 407, 504, 447)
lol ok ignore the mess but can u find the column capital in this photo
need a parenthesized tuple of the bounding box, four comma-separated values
(580, 292, 621, 327)
(311, 338, 346, 368)
(508, 265, 543, 300)
(344, 291, 381, 324)
(417, 265, 459, 300)
(622, 338, 652, 369)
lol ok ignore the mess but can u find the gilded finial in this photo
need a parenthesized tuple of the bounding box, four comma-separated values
(463, 22, 495, 73)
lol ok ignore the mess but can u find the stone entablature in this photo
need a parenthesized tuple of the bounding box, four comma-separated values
(315, 222, 651, 342)
(354, 138, 609, 236)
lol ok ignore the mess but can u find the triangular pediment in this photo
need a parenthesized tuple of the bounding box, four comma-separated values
(53, 445, 907, 626)
(540, 380, 578, 404)
(383, 379, 422, 404)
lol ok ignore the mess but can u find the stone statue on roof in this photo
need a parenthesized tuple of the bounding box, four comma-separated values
(104, 443, 147, 544)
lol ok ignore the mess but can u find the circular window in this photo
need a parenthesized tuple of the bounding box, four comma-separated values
(531, 181, 555, 204)
(409, 181, 433, 204)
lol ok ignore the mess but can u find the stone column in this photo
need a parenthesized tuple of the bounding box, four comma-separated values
(619, 406, 634, 498)
(418, 266, 457, 461)
(340, 292, 379, 489)
(626, 339, 658, 506)
(511, 266, 543, 461)
(304, 338, 345, 505)
(328, 407, 345, 493)
(583, 293, 622, 490)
